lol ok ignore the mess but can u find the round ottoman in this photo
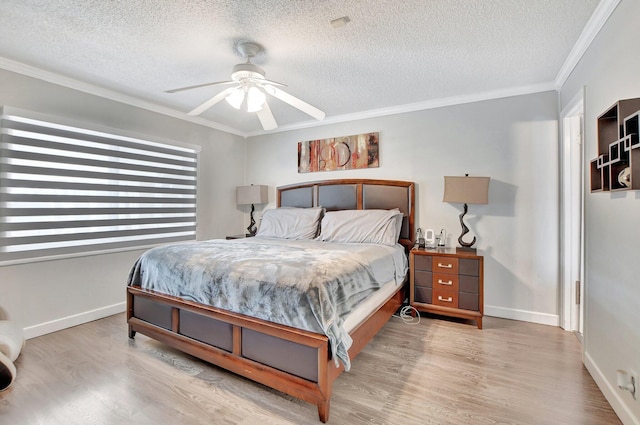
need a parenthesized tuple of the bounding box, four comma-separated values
(0, 320, 25, 391)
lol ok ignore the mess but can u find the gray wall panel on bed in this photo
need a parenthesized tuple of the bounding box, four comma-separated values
(242, 328, 319, 382)
(363, 184, 411, 239)
(280, 187, 314, 208)
(362, 185, 409, 214)
(318, 184, 357, 210)
(179, 310, 234, 352)
(134, 296, 173, 330)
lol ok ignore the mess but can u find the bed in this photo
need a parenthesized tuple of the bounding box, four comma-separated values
(126, 178, 415, 422)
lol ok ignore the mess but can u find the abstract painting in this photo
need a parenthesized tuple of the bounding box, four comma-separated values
(298, 132, 379, 173)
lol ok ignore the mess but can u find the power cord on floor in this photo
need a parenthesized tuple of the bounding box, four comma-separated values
(393, 304, 420, 325)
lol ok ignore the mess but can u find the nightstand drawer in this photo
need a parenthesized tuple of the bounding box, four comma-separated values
(414, 270, 432, 287)
(413, 255, 432, 271)
(414, 286, 432, 304)
(433, 288, 458, 308)
(433, 256, 458, 274)
(433, 273, 459, 292)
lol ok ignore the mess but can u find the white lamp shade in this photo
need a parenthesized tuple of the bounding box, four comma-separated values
(246, 87, 266, 112)
(237, 185, 268, 205)
(443, 176, 490, 204)
(225, 87, 245, 110)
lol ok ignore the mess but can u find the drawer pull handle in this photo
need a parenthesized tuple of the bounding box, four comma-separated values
(437, 263, 453, 268)
(438, 279, 453, 285)
(438, 296, 453, 303)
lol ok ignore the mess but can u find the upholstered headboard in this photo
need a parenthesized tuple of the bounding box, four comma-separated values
(277, 179, 415, 249)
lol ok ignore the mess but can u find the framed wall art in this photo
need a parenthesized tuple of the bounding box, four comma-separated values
(298, 132, 379, 173)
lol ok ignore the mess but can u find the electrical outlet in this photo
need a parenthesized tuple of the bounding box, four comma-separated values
(617, 369, 637, 399)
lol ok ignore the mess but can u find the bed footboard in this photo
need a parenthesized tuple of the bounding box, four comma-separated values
(127, 284, 404, 422)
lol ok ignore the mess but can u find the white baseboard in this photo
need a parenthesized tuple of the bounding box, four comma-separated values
(23, 302, 126, 340)
(584, 351, 639, 425)
(485, 305, 559, 326)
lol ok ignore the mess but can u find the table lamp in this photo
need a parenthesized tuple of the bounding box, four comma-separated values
(443, 174, 490, 252)
(236, 185, 268, 236)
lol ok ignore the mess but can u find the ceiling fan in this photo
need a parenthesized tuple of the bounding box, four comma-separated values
(165, 42, 325, 131)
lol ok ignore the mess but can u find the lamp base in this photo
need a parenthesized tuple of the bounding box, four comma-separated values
(456, 246, 477, 253)
(457, 203, 478, 251)
(246, 203, 257, 236)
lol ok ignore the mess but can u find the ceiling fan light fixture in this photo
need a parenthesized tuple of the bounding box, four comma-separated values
(225, 87, 245, 109)
(246, 87, 266, 112)
(231, 63, 265, 82)
(167, 41, 325, 130)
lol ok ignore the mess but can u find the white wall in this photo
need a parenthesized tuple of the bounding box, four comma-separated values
(245, 91, 560, 325)
(0, 69, 246, 337)
(560, 0, 640, 423)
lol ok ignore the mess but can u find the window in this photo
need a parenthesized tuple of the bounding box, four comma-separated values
(0, 107, 198, 264)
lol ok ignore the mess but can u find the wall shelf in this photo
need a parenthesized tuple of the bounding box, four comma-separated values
(590, 98, 640, 192)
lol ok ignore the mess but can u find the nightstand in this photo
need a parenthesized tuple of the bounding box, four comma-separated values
(409, 247, 484, 329)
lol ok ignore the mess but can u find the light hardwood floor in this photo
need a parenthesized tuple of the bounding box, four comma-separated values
(0, 313, 621, 425)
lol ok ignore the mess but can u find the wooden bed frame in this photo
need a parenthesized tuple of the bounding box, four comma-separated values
(127, 179, 415, 422)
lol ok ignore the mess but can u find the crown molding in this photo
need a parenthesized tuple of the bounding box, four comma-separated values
(246, 82, 557, 137)
(554, 0, 621, 88)
(1, 55, 557, 140)
(0, 56, 246, 137)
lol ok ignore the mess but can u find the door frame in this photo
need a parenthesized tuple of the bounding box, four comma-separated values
(560, 89, 585, 335)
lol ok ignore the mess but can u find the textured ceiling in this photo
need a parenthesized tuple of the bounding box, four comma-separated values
(0, 0, 602, 136)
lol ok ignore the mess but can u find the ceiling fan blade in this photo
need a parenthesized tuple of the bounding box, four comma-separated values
(188, 87, 236, 116)
(256, 78, 287, 88)
(165, 80, 235, 93)
(263, 85, 325, 121)
(256, 102, 278, 131)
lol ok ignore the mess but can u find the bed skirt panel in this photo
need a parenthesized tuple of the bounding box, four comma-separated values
(179, 309, 234, 353)
(242, 328, 319, 382)
(134, 296, 173, 331)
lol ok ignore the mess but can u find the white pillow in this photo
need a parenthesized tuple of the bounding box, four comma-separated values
(317, 209, 404, 246)
(256, 207, 324, 239)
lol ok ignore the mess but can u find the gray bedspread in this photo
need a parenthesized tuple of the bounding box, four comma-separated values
(127, 237, 407, 370)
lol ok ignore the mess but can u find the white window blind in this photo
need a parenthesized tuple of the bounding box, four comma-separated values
(0, 107, 198, 263)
